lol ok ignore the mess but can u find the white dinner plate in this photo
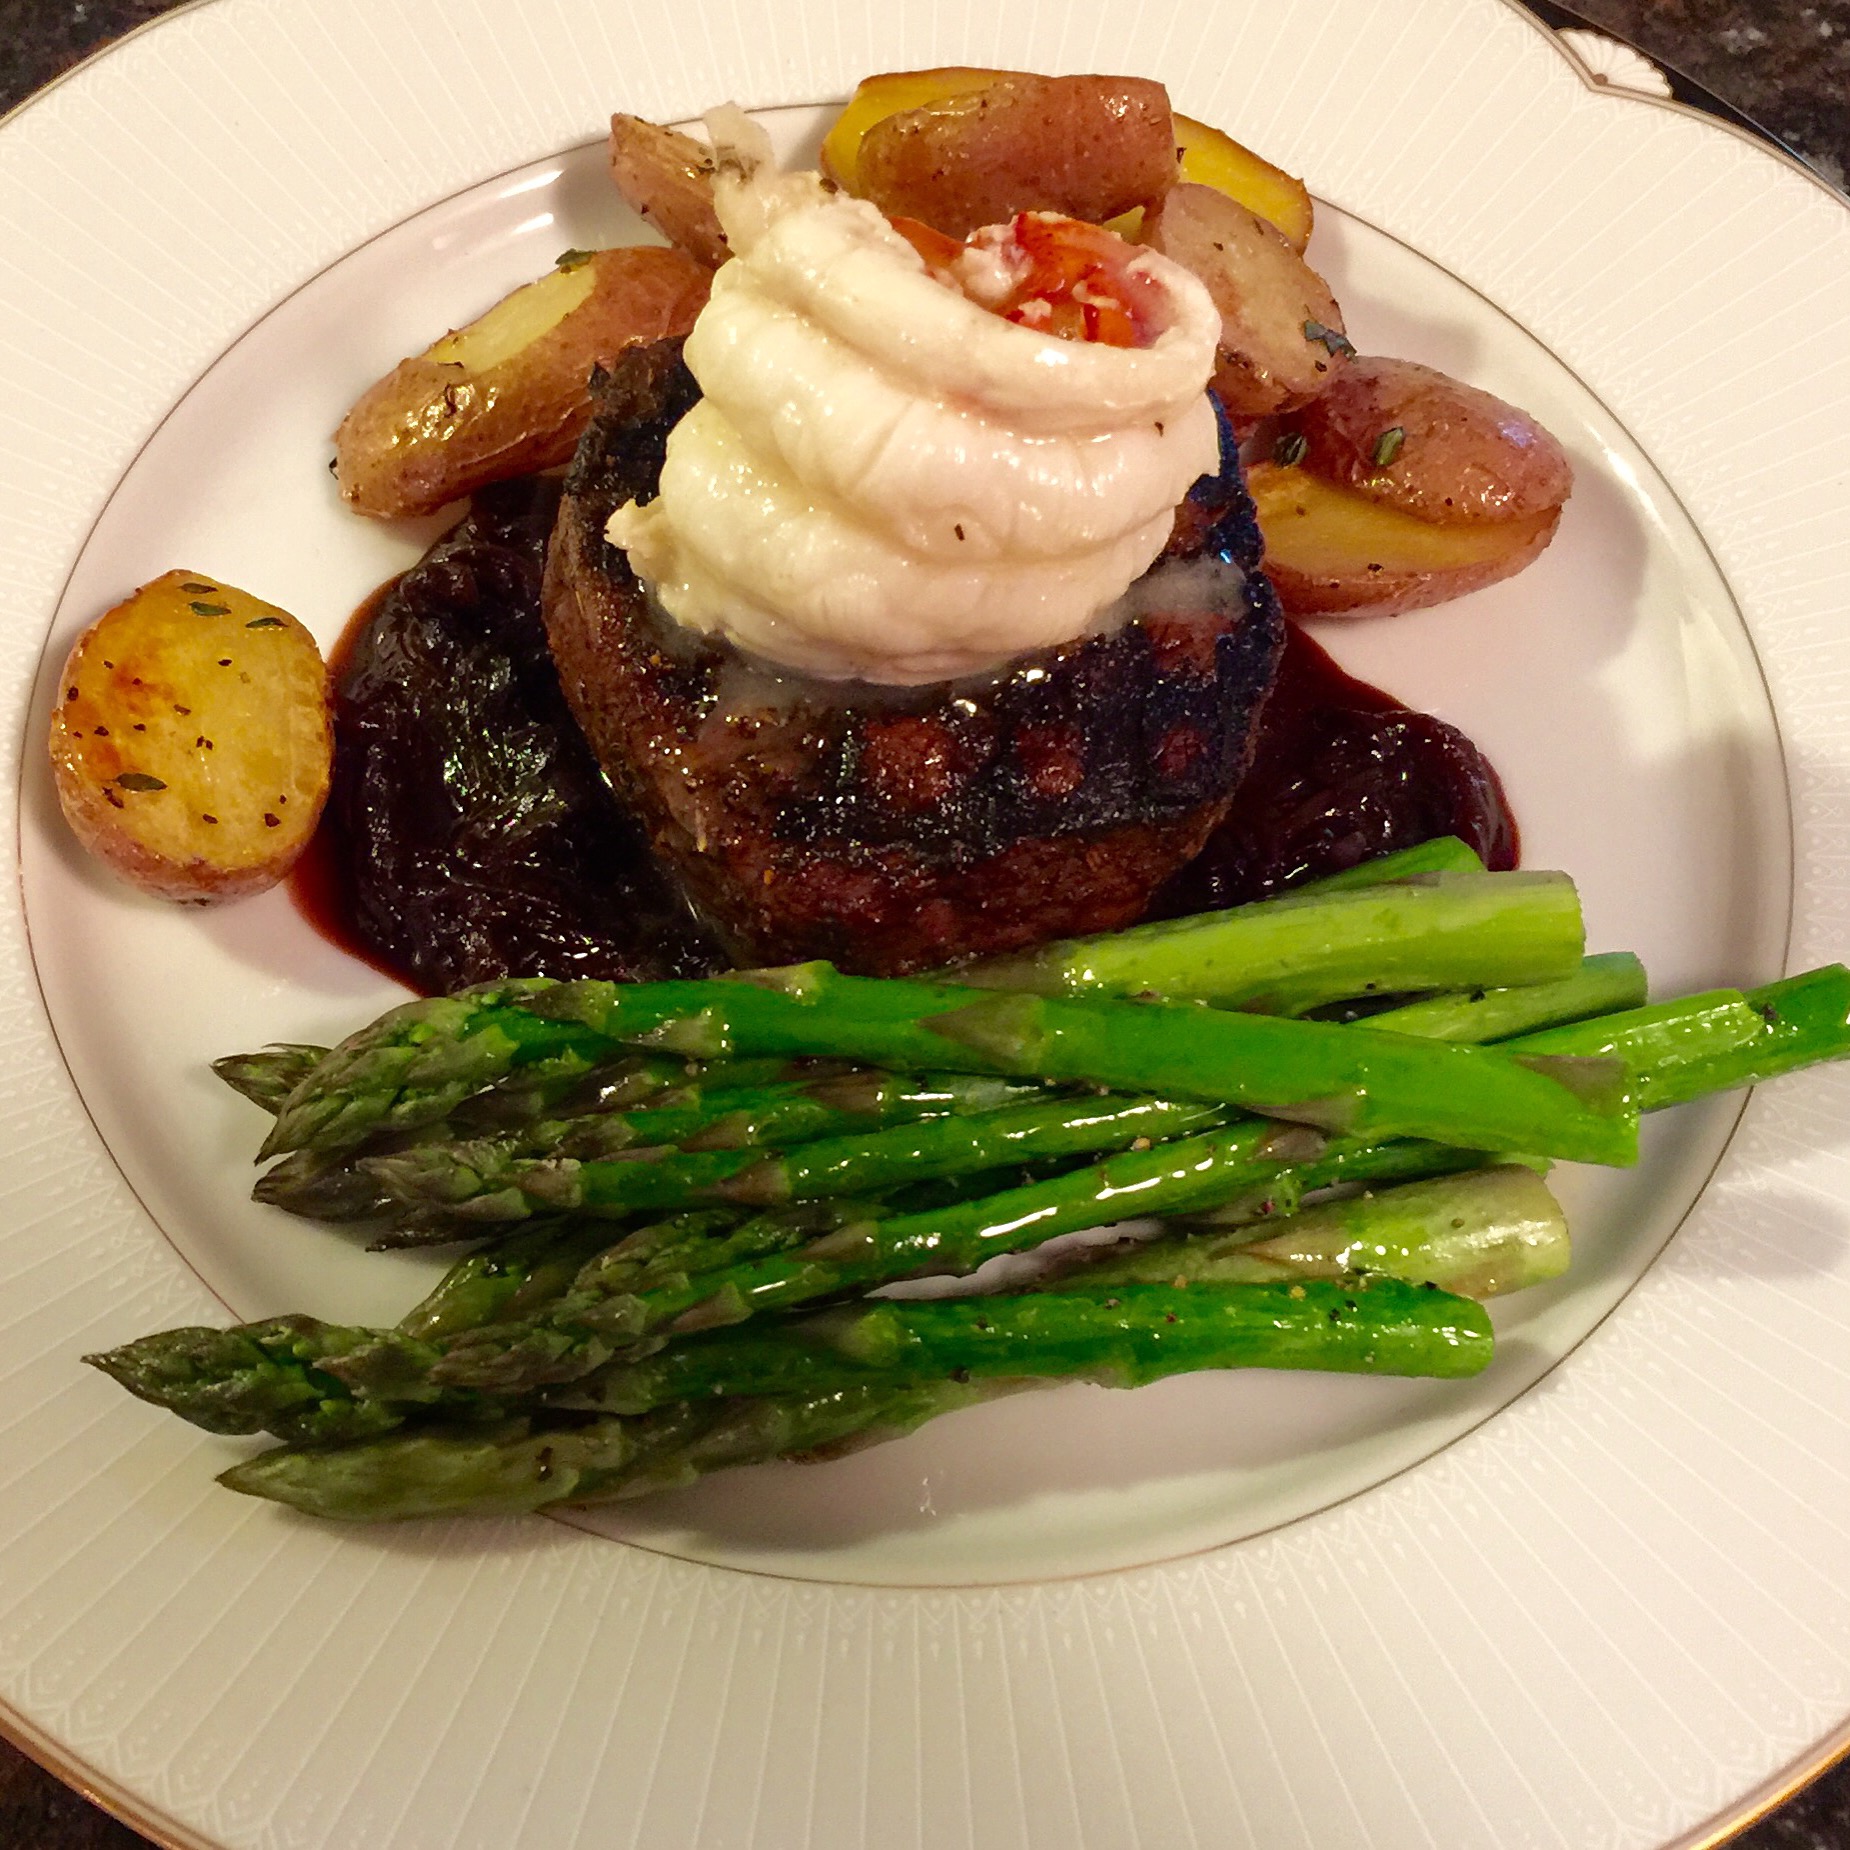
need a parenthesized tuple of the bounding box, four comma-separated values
(4, 2, 1850, 1844)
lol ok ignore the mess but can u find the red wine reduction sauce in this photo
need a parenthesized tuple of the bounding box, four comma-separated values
(1153, 624, 1517, 915)
(292, 498, 1517, 989)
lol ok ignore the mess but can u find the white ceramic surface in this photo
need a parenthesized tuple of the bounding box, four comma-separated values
(3, 2, 1849, 1845)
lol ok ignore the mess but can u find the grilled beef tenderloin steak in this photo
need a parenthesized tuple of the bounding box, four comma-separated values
(542, 342, 1285, 974)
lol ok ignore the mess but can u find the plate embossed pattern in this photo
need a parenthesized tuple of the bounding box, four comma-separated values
(4, 2, 1850, 1846)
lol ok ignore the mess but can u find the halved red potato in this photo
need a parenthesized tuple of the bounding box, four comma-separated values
(1247, 461, 1563, 618)
(1289, 356, 1574, 525)
(49, 572, 331, 902)
(1139, 183, 1349, 417)
(819, 66, 1000, 191)
(847, 72, 1175, 239)
(608, 115, 729, 267)
(332, 246, 711, 519)
(820, 68, 1313, 247)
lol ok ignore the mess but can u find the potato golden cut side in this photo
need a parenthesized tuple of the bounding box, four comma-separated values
(844, 72, 1178, 237)
(1291, 356, 1574, 525)
(1248, 462, 1564, 619)
(332, 246, 711, 519)
(1246, 355, 1573, 617)
(607, 115, 728, 267)
(49, 572, 332, 902)
(1140, 182, 1349, 418)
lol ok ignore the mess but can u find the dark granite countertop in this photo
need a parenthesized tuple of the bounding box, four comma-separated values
(3, 1, 1848, 1845)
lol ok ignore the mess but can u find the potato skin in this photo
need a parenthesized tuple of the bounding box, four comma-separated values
(851, 73, 1176, 238)
(1140, 182, 1348, 418)
(608, 116, 728, 267)
(1290, 357, 1573, 525)
(1247, 462, 1563, 619)
(49, 572, 332, 902)
(333, 246, 710, 519)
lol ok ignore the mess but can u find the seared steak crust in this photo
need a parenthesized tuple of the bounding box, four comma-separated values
(543, 343, 1285, 973)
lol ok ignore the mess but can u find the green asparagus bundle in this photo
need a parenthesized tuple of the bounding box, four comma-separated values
(575, 1166, 1558, 1416)
(102, 842, 1850, 1525)
(545, 971, 1833, 1341)
(323, 955, 1643, 1234)
(256, 868, 1607, 1160)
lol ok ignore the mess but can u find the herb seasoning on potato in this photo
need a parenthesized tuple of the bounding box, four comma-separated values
(49, 570, 332, 902)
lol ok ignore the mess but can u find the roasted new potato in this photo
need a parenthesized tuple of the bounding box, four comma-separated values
(844, 72, 1175, 239)
(1291, 356, 1574, 524)
(1139, 182, 1348, 418)
(821, 67, 1314, 249)
(332, 245, 711, 519)
(1249, 359, 1572, 618)
(608, 115, 729, 267)
(49, 572, 332, 902)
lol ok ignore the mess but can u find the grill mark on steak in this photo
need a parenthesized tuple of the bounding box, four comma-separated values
(542, 341, 1286, 974)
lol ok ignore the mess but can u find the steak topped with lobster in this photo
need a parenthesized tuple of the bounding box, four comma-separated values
(542, 340, 1283, 974)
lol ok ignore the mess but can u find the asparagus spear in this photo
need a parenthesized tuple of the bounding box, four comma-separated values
(581, 1172, 1547, 1415)
(548, 1274, 1497, 1415)
(921, 988, 1634, 1163)
(84, 1315, 459, 1446)
(395, 1217, 712, 1341)
(219, 1274, 1492, 1521)
(83, 1159, 1555, 1448)
(250, 1056, 911, 1222)
(1350, 952, 1646, 1044)
(1074, 1164, 1569, 1300)
(951, 870, 1584, 1013)
(364, 1092, 1231, 1222)
(357, 948, 1641, 1232)
(212, 1044, 330, 1113)
(354, 1071, 1049, 1220)
(1524, 965, 1850, 1108)
(218, 1384, 994, 1522)
(1289, 837, 1487, 892)
(88, 1194, 914, 1443)
(258, 971, 996, 1158)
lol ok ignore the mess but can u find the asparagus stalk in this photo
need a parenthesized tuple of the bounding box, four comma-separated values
(1352, 952, 1646, 1044)
(218, 1274, 1492, 1521)
(562, 1274, 1495, 1415)
(255, 865, 1604, 1163)
(952, 870, 1584, 1013)
(355, 1071, 1050, 1220)
(218, 1384, 995, 1522)
(581, 1172, 1548, 1415)
(364, 1092, 1231, 1223)
(1073, 1164, 1570, 1300)
(921, 989, 1635, 1163)
(1523, 965, 1850, 1108)
(1289, 837, 1487, 892)
(103, 973, 1849, 1449)
(86, 1203, 880, 1440)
